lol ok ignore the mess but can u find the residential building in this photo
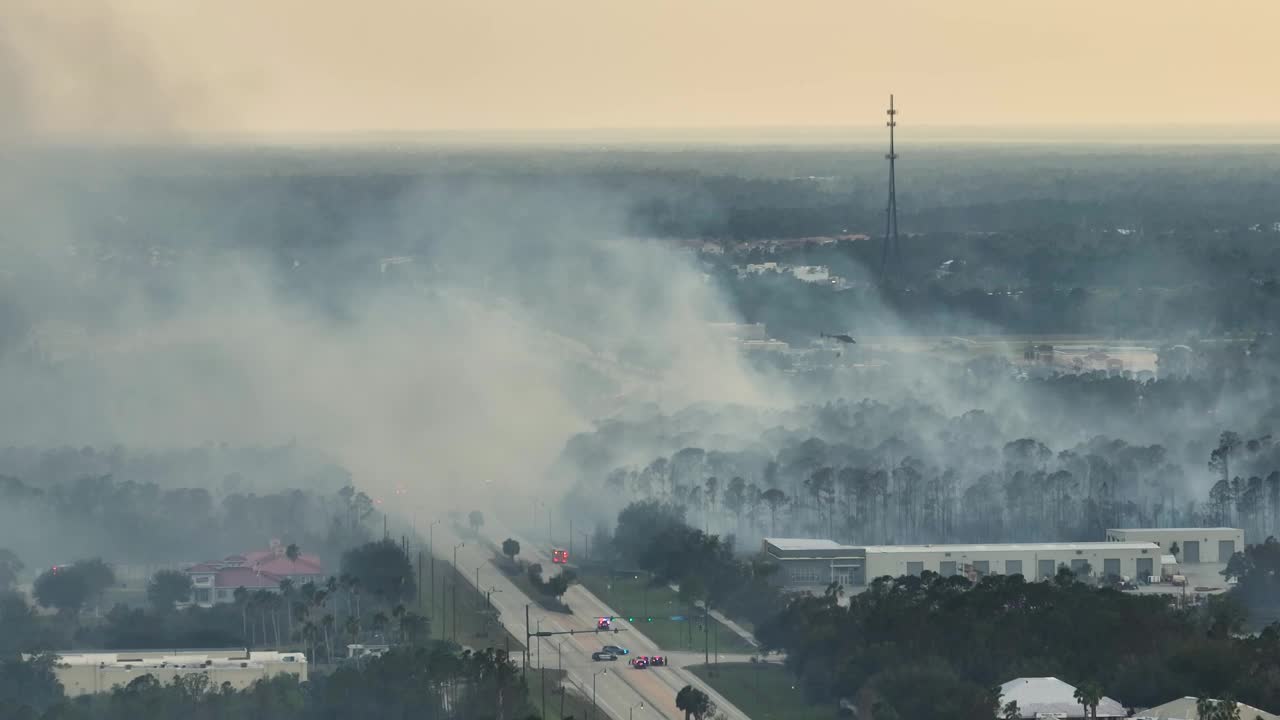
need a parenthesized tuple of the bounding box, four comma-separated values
(34, 649, 307, 697)
(186, 540, 325, 607)
(1136, 696, 1279, 720)
(998, 677, 1126, 719)
(762, 538, 1163, 591)
(1106, 528, 1244, 564)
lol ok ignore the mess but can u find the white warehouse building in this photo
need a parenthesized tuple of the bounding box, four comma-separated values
(864, 542, 1162, 583)
(31, 649, 307, 697)
(763, 538, 1163, 590)
(1105, 528, 1244, 564)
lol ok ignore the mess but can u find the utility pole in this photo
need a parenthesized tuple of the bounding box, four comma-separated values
(558, 639, 566, 720)
(704, 599, 710, 666)
(417, 551, 423, 616)
(881, 93, 901, 282)
(569, 518, 574, 559)
(538, 619, 545, 720)
(452, 542, 464, 644)
(523, 604, 530, 681)
(429, 519, 440, 632)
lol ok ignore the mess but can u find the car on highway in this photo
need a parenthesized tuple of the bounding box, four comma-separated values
(629, 656, 649, 669)
(597, 617, 612, 631)
(591, 652, 618, 661)
(650, 655, 666, 666)
(601, 645, 628, 655)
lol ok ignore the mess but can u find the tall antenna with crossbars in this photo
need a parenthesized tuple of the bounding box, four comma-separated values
(881, 94, 900, 281)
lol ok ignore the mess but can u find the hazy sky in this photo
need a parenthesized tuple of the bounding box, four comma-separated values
(7, 0, 1280, 137)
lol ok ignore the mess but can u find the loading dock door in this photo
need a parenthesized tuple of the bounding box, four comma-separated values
(907, 562, 924, 577)
(1136, 557, 1153, 578)
(1218, 540, 1236, 563)
(1103, 559, 1121, 578)
(939, 561, 957, 577)
(1038, 559, 1055, 579)
(1070, 559, 1090, 576)
(1183, 540, 1200, 563)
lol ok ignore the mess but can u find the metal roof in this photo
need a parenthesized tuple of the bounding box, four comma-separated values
(1135, 696, 1280, 720)
(1108, 527, 1241, 533)
(998, 677, 1127, 718)
(763, 538, 857, 551)
(865, 542, 1159, 554)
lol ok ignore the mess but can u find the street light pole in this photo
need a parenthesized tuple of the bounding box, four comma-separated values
(452, 542, 465, 644)
(557, 639, 567, 720)
(429, 519, 441, 630)
(537, 619, 545, 720)
(591, 666, 606, 717)
(630, 702, 644, 720)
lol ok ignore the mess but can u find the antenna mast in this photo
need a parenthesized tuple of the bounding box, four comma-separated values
(881, 94, 900, 281)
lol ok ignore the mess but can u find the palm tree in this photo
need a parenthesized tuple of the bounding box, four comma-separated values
(252, 590, 275, 647)
(350, 576, 362, 621)
(676, 685, 714, 720)
(279, 579, 295, 641)
(392, 603, 407, 643)
(321, 613, 335, 662)
(301, 620, 318, 662)
(233, 586, 250, 645)
(345, 616, 360, 648)
(326, 576, 339, 619)
(1073, 681, 1103, 720)
(372, 611, 389, 639)
(286, 543, 301, 563)
(761, 488, 787, 536)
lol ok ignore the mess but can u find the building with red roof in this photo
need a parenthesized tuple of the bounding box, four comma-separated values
(186, 539, 325, 607)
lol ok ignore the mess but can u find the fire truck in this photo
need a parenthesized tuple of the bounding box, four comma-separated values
(551, 548, 569, 564)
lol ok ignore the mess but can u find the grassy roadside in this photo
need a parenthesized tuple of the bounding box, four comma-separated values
(688, 662, 831, 720)
(577, 572, 756, 654)
(527, 668, 596, 720)
(423, 558, 525, 652)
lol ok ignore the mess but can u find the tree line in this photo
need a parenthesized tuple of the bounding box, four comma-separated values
(0, 475, 377, 570)
(756, 572, 1280, 720)
(0, 645, 538, 720)
(1, 539, 423, 665)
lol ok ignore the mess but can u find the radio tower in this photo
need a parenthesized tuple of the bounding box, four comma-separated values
(881, 94, 900, 281)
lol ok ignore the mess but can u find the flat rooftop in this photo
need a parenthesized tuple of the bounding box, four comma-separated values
(764, 538, 857, 552)
(865, 542, 1160, 554)
(1108, 527, 1241, 532)
(40, 650, 304, 666)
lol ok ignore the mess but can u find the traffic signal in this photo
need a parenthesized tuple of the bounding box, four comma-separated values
(627, 617, 635, 622)
(646, 617, 653, 623)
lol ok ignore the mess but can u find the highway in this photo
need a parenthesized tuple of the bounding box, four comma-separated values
(435, 520, 758, 720)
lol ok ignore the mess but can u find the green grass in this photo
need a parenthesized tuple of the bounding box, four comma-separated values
(577, 573, 757, 654)
(102, 586, 147, 608)
(688, 662, 832, 720)
(423, 560, 525, 652)
(488, 557, 574, 614)
(527, 668, 596, 720)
